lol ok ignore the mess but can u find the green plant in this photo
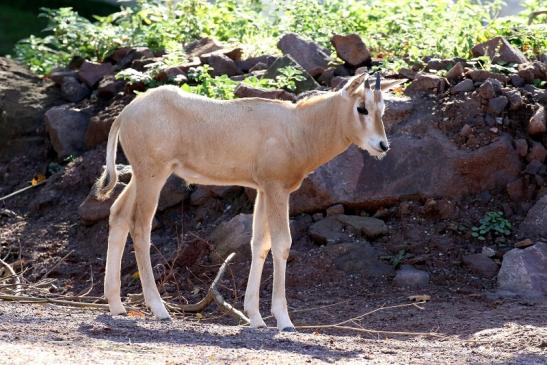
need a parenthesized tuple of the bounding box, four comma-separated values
(181, 65, 238, 99)
(390, 249, 407, 269)
(270, 66, 306, 92)
(471, 211, 512, 241)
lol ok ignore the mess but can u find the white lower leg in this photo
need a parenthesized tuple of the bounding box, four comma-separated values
(244, 252, 268, 328)
(271, 252, 294, 331)
(105, 227, 128, 315)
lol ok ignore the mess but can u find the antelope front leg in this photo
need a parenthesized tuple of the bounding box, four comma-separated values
(265, 187, 295, 331)
(244, 191, 271, 328)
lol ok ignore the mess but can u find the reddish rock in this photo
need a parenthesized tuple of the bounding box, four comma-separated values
(97, 75, 124, 99)
(78, 182, 126, 225)
(205, 53, 240, 76)
(277, 33, 330, 77)
(466, 70, 509, 83)
(471, 37, 528, 65)
(478, 79, 500, 99)
(78, 61, 114, 88)
(506, 178, 525, 201)
(44, 105, 89, 158)
(184, 37, 223, 58)
(326, 204, 344, 216)
(451, 79, 474, 93)
(209, 214, 253, 262)
(506, 90, 523, 110)
(234, 83, 296, 102)
(528, 105, 546, 136)
(463, 253, 499, 278)
(527, 141, 547, 163)
(517, 61, 547, 83)
(514, 138, 528, 157)
(236, 55, 277, 73)
(446, 62, 464, 82)
(519, 196, 547, 241)
(330, 34, 371, 67)
(404, 74, 446, 95)
(291, 133, 521, 214)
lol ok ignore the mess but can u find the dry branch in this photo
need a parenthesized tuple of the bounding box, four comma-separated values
(0, 258, 22, 294)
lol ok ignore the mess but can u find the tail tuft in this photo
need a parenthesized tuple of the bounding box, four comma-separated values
(95, 116, 121, 201)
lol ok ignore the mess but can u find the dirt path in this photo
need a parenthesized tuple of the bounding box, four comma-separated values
(1, 298, 545, 364)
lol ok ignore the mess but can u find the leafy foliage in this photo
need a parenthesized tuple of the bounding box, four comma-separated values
(270, 66, 306, 92)
(471, 211, 512, 241)
(182, 65, 238, 99)
(12, 0, 547, 78)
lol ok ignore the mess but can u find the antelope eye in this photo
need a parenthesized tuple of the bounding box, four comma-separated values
(357, 106, 368, 115)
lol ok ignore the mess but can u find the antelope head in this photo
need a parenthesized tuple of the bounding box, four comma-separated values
(341, 72, 391, 159)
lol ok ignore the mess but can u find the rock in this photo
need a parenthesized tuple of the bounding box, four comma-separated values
(497, 242, 547, 299)
(404, 74, 446, 95)
(519, 196, 547, 240)
(460, 124, 472, 137)
(59, 76, 91, 102)
(393, 265, 430, 288)
(30, 188, 61, 211)
(488, 96, 508, 114)
(383, 95, 414, 130)
(277, 33, 330, 76)
(481, 246, 496, 258)
(234, 83, 296, 102)
(527, 141, 547, 163)
(158, 175, 187, 211)
(263, 55, 320, 94)
(184, 37, 223, 58)
(78, 182, 126, 224)
(209, 214, 253, 262)
(425, 58, 455, 71)
(331, 76, 351, 90)
(96, 75, 124, 99)
(514, 138, 528, 157)
(336, 215, 388, 239)
(290, 214, 313, 242)
(291, 133, 521, 214)
(199, 47, 243, 63)
(44, 105, 89, 158)
(514, 239, 534, 249)
(330, 242, 394, 277)
(509, 74, 525, 87)
(505, 90, 523, 111)
(524, 160, 543, 175)
(463, 253, 499, 278)
(517, 61, 547, 83)
(49, 69, 78, 85)
(308, 216, 347, 245)
(528, 105, 545, 136)
(205, 53, 240, 77)
(506, 178, 525, 201)
(78, 61, 114, 88)
(236, 55, 277, 73)
(478, 79, 500, 99)
(330, 34, 371, 67)
(446, 62, 464, 82)
(106, 47, 136, 65)
(466, 70, 509, 83)
(471, 37, 528, 65)
(326, 204, 344, 216)
(0, 58, 62, 156)
(451, 79, 474, 93)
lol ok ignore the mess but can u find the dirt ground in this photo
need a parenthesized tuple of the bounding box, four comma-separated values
(0, 292, 546, 364)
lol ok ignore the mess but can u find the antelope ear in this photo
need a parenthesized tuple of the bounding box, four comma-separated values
(342, 73, 367, 95)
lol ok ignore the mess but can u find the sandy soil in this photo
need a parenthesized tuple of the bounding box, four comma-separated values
(1, 295, 545, 365)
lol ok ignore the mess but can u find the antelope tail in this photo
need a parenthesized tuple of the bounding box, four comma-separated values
(95, 116, 122, 200)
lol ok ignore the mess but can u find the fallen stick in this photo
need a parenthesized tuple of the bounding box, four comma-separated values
(0, 179, 46, 202)
(0, 259, 22, 294)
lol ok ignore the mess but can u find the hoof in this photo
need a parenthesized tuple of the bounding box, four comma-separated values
(281, 326, 296, 332)
(159, 316, 172, 322)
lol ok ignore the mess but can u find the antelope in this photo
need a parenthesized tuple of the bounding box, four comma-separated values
(97, 72, 392, 332)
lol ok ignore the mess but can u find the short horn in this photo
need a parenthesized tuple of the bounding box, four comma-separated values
(375, 73, 381, 90)
(364, 77, 370, 89)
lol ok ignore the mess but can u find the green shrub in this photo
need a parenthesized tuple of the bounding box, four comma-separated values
(471, 211, 512, 242)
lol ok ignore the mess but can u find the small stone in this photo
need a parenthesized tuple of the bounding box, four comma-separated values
(519, 196, 547, 240)
(209, 214, 253, 262)
(78, 61, 114, 88)
(528, 105, 546, 136)
(60, 76, 91, 102)
(509, 74, 525, 87)
(488, 96, 508, 114)
(393, 265, 430, 288)
(489, 127, 499, 133)
(514, 138, 528, 157)
(158, 175, 187, 211)
(308, 216, 346, 245)
(44, 105, 89, 158)
(481, 246, 496, 258)
(330, 33, 371, 67)
(463, 253, 499, 278)
(472, 36, 528, 65)
(405, 74, 446, 95)
(451, 78, 474, 93)
(527, 141, 547, 163)
(336, 215, 388, 239)
(206, 53, 240, 77)
(460, 124, 472, 137)
(312, 212, 324, 222)
(506, 90, 523, 111)
(326, 204, 344, 216)
(478, 79, 499, 99)
(78, 182, 126, 224)
(446, 62, 464, 82)
(514, 239, 534, 249)
(506, 178, 525, 201)
(467, 70, 509, 83)
(331, 242, 394, 278)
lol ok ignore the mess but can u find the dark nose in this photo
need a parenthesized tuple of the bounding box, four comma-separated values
(379, 141, 389, 152)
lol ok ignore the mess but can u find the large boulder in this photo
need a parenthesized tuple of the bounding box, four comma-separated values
(519, 196, 547, 241)
(330, 34, 371, 67)
(78, 61, 114, 88)
(471, 37, 528, 65)
(209, 213, 253, 262)
(44, 105, 89, 158)
(497, 242, 547, 299)
(0, 57, 62, 158)
(291, 132, 521, 213)
(277, 33, 330, 77)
